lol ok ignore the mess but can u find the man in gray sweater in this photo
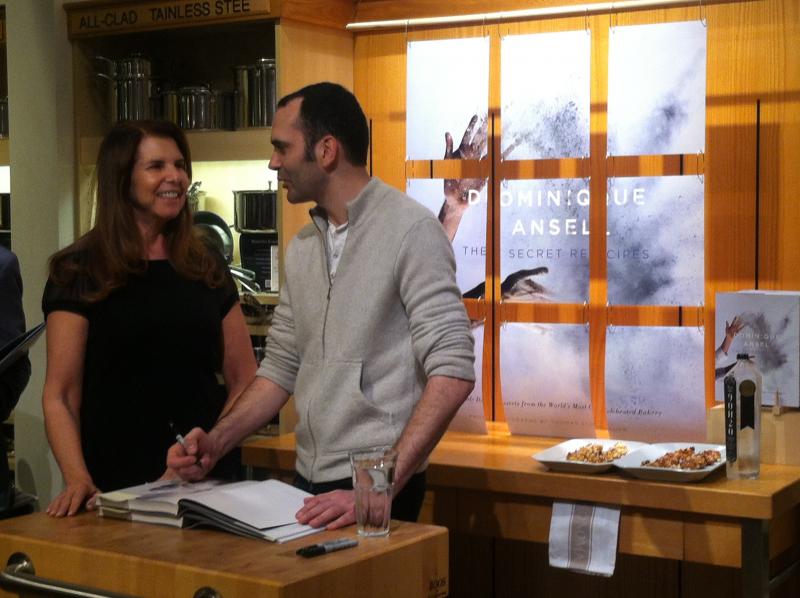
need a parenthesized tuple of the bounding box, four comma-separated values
(169, 82, 475, 529)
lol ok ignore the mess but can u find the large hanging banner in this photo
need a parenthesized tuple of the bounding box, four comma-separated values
(607, 21, 707, 156)
(606, 326, 705, 441)
(406, 37, 490, 160)
(500, 322, 595, 437)
(407, 178, 487, 297)
(501, 30, 591, 160)
(448, 322, 488, 434)
(607, 175, 704, 306)
(500, 178, 590, 303)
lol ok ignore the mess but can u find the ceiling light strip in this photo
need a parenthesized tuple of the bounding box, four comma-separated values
(346, 0, 708, 31)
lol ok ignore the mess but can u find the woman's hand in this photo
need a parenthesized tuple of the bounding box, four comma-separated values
(46, 479, 99, 517)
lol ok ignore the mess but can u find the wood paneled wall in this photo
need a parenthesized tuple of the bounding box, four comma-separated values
(353, 0, 800, 429)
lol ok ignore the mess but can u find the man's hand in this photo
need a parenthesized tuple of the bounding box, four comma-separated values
(46, 479, 99, 517)
(166, 427, 218, 481)
(295, 489, 356, 530)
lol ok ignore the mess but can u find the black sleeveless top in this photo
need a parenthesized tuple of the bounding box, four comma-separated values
(42, 253, 241, 491)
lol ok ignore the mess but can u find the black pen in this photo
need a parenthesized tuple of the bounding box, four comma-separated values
(296, 538, 358, 558)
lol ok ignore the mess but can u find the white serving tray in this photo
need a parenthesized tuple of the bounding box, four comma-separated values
(614, 443, 726, 482)
(533, 438, 649, 474)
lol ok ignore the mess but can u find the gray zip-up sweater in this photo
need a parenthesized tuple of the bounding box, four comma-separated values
(258, 177, 475, 482)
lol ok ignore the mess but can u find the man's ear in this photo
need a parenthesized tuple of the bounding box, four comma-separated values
(317, 135, 339, 169)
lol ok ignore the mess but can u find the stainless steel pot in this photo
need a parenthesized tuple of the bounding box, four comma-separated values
(158, 88, 180, 124)
(233, 190, 277, 232)
(95, 55, 154, 122)
(233, 65, 250, 129)
(178, 86, 213, 130)
(96, 54, 151, 77)
(247, 58, 276, 127)
(211, 90, 235, 131)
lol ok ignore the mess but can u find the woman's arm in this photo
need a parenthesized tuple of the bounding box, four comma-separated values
(219, 303, 257, 417)
(42, 310, 98, 516)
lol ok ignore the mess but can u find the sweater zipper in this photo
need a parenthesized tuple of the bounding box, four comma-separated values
(308, 219, 334, 482)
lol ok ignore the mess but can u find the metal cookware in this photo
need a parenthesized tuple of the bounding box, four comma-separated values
(179, 86, 214, 130)
(157, 88, 180, 124)
(96, 54, 151, 77)
(193, 210, 233, 263)
(233, 189, 277, 232)
(233, 65, 250, 129)
(193, 210, 260, 293)
(249, 58, 276, 127)
(95, 55, 154, 122)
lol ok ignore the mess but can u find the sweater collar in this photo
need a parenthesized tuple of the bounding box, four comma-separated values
(309, 177, 382, 231)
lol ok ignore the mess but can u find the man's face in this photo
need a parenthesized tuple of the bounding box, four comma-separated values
(268, 98, 324, 205)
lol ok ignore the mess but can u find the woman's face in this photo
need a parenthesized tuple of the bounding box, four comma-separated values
(129, 135, 190, 231)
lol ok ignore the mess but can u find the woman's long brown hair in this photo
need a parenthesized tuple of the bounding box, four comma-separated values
(49, 120, 225, 301)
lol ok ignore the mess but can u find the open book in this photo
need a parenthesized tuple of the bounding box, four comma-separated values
(97, 479, 321, 543)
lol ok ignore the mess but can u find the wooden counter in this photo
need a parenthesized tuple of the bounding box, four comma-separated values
(0, 513, 448, 598)
(241, 423, 800, 598)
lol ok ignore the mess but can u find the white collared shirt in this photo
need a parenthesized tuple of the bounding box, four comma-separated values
(326, 219, 349, 280)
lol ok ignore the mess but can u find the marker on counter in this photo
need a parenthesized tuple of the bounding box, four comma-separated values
(169, 422, 201, 466)
(296, 538, 359, 558)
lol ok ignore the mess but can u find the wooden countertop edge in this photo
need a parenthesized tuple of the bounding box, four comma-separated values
(0, 513, 449, 587)
(241, 434, 800, 521)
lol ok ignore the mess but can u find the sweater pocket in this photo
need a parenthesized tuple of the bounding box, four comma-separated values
(312, 360, 396, 457)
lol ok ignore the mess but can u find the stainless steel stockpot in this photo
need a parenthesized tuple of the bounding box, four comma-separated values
(95, 55, 154, 122)
(178, 86, 213, 130)
(233, 190, 277, 232)
(249, 58, 276, 127)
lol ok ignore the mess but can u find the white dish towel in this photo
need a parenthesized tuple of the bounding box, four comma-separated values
(548, 501, 621, 576)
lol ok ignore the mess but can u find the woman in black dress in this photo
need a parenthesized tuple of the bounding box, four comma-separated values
(42, 121, 256, 516)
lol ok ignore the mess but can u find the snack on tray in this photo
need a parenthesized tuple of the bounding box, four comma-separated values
(565, 442, 629, 463)
(641, 447, 721, 470)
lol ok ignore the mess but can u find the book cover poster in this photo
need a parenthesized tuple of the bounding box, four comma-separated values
(715, 291, 800, 407)
(501, 30, 590, 160)
(500, 322, 595, 437)
(607, 21, 707, 156)
(500, 178, 590, 303)
(606, 326, 705, 442)
(406, 37, 490, 160)
(449, 322, 488, 434)
(407, 178, 487, 296)
(607, 176, 704, 306)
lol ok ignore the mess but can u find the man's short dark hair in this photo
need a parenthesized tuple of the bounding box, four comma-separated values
(278, 82, 369, 166)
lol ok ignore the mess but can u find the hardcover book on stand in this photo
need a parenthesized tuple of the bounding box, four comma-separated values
(715, 291, 800, 408)
(97, 478, 321, 543)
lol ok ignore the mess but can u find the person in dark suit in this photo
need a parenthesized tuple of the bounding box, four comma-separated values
(0, 246, 31, 510)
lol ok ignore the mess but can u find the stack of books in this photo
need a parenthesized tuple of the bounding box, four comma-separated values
(97, 478, 321, 543)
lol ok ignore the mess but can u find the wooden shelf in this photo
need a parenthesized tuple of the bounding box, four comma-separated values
(79, 128, 272, 166)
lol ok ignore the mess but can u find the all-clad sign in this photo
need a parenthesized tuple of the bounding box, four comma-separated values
(67, 0, 271, 39)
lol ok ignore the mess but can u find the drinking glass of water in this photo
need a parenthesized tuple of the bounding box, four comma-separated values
(349, 446, 397, 537)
